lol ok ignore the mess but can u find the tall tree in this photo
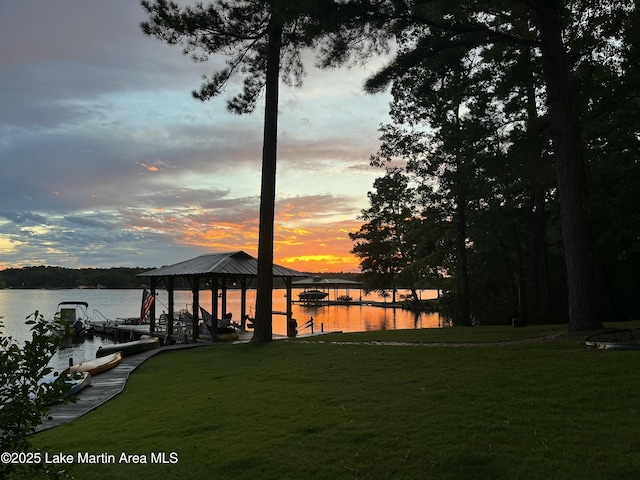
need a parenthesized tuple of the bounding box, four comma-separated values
(350, 167, 429, 303)
(320, 0, 636, 331)
(528, 0, 603, 330)
(572, 1, 640, 320)
(367, 24, 499, 326)
(141, 0, 329, 342)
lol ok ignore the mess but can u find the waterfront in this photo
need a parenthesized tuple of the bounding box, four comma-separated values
(0, 288, 444, 370)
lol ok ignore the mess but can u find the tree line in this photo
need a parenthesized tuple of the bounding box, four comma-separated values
(0, 267, 370, 291)
(0, 266, 150, 289)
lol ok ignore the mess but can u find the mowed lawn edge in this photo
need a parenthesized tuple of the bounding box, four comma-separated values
(31, 324, 640, 480)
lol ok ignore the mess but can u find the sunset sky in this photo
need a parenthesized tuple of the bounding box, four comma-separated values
(0, 1, 393, 273)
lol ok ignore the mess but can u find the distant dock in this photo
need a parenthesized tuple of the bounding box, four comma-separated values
(291, 297, 440, 311)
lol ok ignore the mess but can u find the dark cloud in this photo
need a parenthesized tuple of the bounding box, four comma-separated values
(0, 211, 49, 225)
(63, 216, 118, 230)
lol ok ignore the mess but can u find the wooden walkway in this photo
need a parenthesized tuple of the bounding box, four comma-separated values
(34, 343, 208, 433)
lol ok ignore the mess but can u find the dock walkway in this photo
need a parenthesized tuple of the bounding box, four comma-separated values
(34, 342, 207, 433)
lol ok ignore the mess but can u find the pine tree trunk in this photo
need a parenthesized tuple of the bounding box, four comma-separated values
(533, 186, 552, 322)
(456, 190, 472, 326)
(514, 219, 529, 323)
(521, 45, 552, 323)
(453, 99, 472, 327)
(251, 20, 283, 343)
(533, 1, 604, 331)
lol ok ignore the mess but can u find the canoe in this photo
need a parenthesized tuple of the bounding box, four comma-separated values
(96, 336, 160, 358)
(34, 371, 92, 403)
(66, 372, 92, 397)
(69, 351, 123, 375)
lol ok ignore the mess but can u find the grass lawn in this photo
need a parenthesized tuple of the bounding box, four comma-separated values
(31, 325, 640, 479)
(315, 323, 570, 344)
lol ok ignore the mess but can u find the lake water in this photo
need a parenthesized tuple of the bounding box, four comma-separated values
(0, 288, 444, 371)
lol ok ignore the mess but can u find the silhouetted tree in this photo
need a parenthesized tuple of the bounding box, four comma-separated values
(350, 167, 429, 303)
(320, 0, 636, 331)
(141, 0, 335, 342)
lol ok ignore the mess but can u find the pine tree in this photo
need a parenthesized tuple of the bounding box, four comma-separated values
(141, 0, 334, 342)
(319, 0, 637, 331)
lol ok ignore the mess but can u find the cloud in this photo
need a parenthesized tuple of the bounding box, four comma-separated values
(0, 211, 49, 225)
(0, 0, 391, 270)
(63, 215, 118, 230)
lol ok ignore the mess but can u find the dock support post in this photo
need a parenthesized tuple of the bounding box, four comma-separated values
(241, 277, 247, 330)
(168, 277, 175, 337)
(211, 276, 219, 322)
(210, 276, 218, 343)
(286, 277, 296, 337)
(221, 278, 228, 319)
(150, 278, 157, 334)
(192, 277, 200, 343)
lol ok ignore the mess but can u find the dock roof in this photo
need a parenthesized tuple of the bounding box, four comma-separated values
(138, 251, 307, 279)
(292, 277, 363, 288)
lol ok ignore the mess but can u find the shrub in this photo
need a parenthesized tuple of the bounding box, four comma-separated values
(1, 312, 74, 479)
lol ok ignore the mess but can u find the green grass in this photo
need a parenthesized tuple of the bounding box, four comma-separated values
(31, 325, 640, 480)
(312, 323, 569, 343)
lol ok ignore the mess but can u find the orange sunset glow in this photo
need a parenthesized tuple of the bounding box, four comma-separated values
(273, 219, 363, 272)
(178, 215, 363, 272)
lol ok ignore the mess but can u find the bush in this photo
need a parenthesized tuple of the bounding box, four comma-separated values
(0, 312, 75, 479)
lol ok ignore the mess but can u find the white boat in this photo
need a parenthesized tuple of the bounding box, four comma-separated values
(55, 301, 94, 336)
(298, 290, 329, 301)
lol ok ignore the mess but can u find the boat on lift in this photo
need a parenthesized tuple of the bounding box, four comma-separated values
(298, 289, 329, 301)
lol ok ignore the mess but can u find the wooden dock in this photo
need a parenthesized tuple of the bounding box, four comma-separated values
(90, 319, 255, 345)
(291, 298, 440, 311)
(91, 319, 201, 345)
(90, 319, 155, 342)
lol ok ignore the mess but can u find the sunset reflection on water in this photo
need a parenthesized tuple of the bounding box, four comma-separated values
(184, 288, 445, 336)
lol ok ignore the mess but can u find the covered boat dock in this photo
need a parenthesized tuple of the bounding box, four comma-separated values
(138, 251, 307, 342)
(292, 277, 363, 304)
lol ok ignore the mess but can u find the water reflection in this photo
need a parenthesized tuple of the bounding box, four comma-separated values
(51, 334, 116, 373)
(174, 288, 444, 335)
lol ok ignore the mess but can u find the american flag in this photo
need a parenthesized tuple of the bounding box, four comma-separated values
(140, 289, 155, 324)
